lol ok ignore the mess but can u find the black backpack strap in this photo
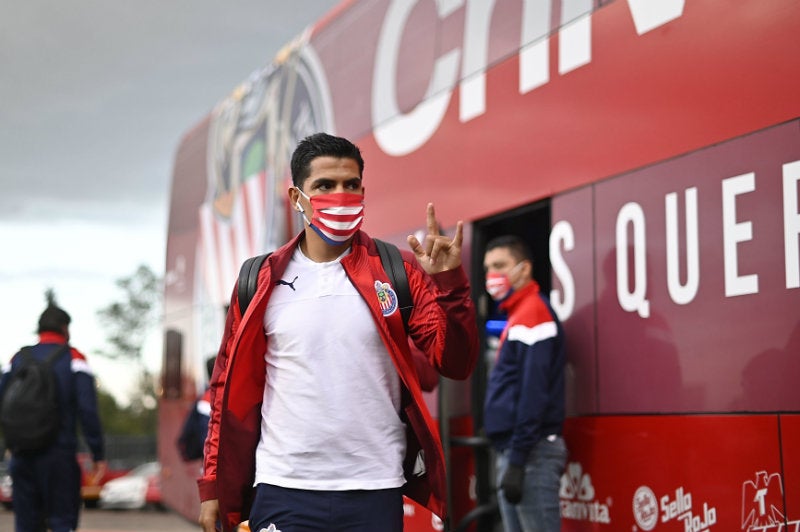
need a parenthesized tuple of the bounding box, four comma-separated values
(237, 253, 271, 315)
(375, 238, 413, 334)
(45, 344, 70, 365)
(16, 347, 34, 364)
(16, 345, 67, 367)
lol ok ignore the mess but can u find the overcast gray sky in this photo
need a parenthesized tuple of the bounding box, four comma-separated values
(0, 0, 340, 400)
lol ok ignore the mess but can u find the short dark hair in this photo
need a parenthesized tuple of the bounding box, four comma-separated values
(290, 132, 364, 188)
(485, 235, 533, 264)
(37, 305, 71, 334)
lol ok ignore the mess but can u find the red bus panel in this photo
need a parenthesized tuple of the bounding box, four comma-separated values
(562, 415, 789, 531)
(553, 120, 800, 415)
(550, 185, 597, 415)
(782, 414, 800, 529)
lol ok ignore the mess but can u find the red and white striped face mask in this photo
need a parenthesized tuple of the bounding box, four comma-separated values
(296, 188, 365, 246)
(485, 261, 524, 301)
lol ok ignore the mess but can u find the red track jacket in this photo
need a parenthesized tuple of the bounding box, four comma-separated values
(198, 231, 478, 531)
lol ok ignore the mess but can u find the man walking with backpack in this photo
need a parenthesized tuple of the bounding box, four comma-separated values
(0, 303, 106, 532)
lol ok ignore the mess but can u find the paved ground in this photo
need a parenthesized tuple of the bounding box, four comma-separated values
(0, 507, 201, 531)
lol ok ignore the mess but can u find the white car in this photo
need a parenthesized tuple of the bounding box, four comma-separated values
(0, 462, 12, 510)
(99, 462, 161, 510)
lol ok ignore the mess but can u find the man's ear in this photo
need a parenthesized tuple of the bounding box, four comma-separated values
(288, 187, 301, 211)
(523, 259, 534, 280)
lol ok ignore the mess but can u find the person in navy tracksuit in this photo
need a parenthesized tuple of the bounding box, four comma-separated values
(177, 356, 215, 463)
(483, 235, 567, 532)
(0, 304, 106, 532)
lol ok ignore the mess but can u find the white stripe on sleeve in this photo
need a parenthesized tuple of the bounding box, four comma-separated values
(506, 321, 558, 347)
(71, 358, 94, 376)
(196, 400, 211, 416)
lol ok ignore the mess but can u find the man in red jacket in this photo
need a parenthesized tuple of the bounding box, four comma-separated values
(198, 133, 479, 532)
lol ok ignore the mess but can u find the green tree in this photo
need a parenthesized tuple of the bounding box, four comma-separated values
(96, 264, 161, 367)
(126, 372, 158, 434)
(95, 384, 157, 436)
(96, 264, 162, 434)
(96, 388, 131, 434)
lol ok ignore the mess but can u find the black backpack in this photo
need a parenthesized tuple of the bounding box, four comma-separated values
(237, 239, 413, 332)
(0, 344, 68, 452)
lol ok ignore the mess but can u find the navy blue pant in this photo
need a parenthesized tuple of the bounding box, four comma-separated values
(10, 448, 81, 532)
(248, 483, 404, 532)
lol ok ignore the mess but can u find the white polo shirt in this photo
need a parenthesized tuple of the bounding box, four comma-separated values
(254, 246, 406, 490)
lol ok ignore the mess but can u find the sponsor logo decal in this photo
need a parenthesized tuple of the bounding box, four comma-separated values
(632, 485, 717, 531)
(375, 280, 399, 317)
(560, 462, 611, 524)
(741, 471, 799, 531)
(633, 485, 659, 531)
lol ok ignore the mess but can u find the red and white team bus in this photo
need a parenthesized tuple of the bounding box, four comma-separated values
(160, 1, 800, 530)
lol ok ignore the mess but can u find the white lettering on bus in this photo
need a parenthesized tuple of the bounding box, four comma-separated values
(518, 0, 552, 95)
(784, 160, 800, 289)
(459, 0, 494, 122)
(665, 187, 699, 305)
(754, 487, 768, 516)
(550, 220, 576, 321)
(658, 486, 717, 531)
(560, 499, 611, 523)
(616, 202, 651, 318)
(557, 0, 592, 75)
(660, 486, 691, 522)
(554, 158, 800, 318)
(627, 0, 685, 35)
(373, 0, 461, 156)
(722, 173, 758, 297)
(373, 0, 684, 156)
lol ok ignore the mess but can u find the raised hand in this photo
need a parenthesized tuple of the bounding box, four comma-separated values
(407, 203, 464, 274)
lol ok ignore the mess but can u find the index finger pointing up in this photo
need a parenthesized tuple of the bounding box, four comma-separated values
(452, 220, 464, 248)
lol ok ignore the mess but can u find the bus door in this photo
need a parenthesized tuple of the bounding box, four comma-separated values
(444, 199, 553, 532)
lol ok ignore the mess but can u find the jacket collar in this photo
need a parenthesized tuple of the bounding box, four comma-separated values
(38, 331, 67, 344)
(498, 280, 540, 314)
